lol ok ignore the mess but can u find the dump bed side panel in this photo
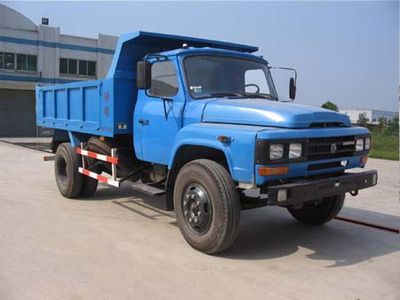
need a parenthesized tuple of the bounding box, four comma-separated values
(36, 78, 133, 137)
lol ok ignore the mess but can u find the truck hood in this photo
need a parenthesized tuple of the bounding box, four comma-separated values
(201, 98, 351, 128)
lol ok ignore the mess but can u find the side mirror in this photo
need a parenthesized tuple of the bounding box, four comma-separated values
(137, 61, 151, 89)
(289, 77, 296, 100)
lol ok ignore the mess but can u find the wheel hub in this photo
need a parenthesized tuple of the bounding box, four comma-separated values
(183, 184, 212, 234)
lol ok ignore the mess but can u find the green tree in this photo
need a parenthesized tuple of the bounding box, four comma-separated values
(321, 101, 338, 111)
(383, 117, 399, 135)
(357, 113, 369, 127)
(376, 117, 386, 134)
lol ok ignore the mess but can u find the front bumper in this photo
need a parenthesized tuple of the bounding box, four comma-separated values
(264, 170, 377, 205)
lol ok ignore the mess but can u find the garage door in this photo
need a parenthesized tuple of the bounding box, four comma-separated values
(0, 89, 36, 137)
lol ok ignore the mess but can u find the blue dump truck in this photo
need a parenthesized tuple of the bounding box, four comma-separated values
(36, 31, 377, 253)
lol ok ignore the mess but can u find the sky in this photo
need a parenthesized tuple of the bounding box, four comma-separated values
(2, 1, 399, 111)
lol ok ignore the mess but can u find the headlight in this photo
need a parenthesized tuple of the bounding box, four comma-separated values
(289, 143, 302, 159)
(356, 138, 364, 151)
(270, 144, 284, 160)
(364, 137, 371, 150)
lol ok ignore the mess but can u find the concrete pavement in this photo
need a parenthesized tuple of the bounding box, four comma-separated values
(0, 141, 398, 299)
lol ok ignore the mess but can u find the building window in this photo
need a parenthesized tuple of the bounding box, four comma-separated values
(60, 58, 68, 74)
(60, 58, 96, 77)
(16, 54, 24, 70)
(79, 60, 87, 75)
(88, 61, 96, 76)
(68, 59, 77, 75)
(0, 52, 37, 71)
(4, 53, 14, 69)
(16, 54, 37, 72)
(27, 55, 37, 71)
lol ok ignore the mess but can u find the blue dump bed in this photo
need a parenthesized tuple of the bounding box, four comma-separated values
(36, 31, 258, 137)
(36, 78, 134, 137)
(37, 80, 104, 136)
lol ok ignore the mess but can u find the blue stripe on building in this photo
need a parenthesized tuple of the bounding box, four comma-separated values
(0, 35, 115, 54)
(0, 74, 79, 84)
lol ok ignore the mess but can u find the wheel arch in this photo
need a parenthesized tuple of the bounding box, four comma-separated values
(51, 129, 69, 153)
(165, 143, 233, 211)
(51, 130, 92, 153)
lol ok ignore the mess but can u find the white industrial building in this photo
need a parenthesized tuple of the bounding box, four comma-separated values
(339, 109, 398, 125)
(0, 4, 117, 136)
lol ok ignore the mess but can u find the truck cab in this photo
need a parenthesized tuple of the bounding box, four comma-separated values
(36, 32, 377, 254)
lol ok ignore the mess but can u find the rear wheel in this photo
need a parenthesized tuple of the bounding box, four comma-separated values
(174, 159, 240, 254)
(77, 139, 101, 197)
(287, 194, 345, 225)
(79, 167, 98, 197)
(54, 143, 83, 198)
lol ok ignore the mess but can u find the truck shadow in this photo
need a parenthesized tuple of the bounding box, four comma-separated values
(81, 185, 148, 201)
(89, 186, 400, 267)
(338, 206, 400, 230)
(221, 206, 400, 267)
(112, 198, 175, 221)
(92, 185, 177, 225)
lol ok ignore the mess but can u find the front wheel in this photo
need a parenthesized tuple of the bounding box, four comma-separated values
(287, 194, 345, 225)
(174, 159, 240, 254)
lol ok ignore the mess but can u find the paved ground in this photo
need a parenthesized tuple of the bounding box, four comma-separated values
(0, 140, 399, 300)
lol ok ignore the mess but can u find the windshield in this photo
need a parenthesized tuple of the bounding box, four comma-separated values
(184, 55, 277, 100)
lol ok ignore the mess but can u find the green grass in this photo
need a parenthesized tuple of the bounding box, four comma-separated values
(369, 131, 399, 160)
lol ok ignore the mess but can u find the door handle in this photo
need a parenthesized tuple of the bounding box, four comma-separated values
(138, 119, 149, 125)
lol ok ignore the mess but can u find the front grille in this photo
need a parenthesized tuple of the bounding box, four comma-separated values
(307, 136, 355, 161)
(308, 161, 342, 171)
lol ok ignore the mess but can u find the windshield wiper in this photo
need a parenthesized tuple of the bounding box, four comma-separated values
(195, 92, 277, 101)
(196, 92, 244, 99)
(239, 92, 277, 100)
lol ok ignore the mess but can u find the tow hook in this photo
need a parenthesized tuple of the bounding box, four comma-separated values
(350, 190, 358, 196)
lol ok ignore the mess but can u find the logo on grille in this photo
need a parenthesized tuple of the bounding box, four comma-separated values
(330, 143, 337, 153)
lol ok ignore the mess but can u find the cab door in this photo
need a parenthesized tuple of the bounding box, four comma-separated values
(135, 59, 184, 165)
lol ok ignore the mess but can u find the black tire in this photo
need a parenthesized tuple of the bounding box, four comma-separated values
(78, 139, 100, 198)
(287, 194, 345, 225)
(174, 159, 240, 254)
(79, 171, 98, 197)
(54, 143, 83, 198)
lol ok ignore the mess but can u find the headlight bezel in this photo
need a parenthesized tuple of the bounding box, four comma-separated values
(257, 139, 307, 164)
(355, 138, 364, 152)
(354, 135, 371, 152)
(269, 144, 284, 160)
(289, 143, 303, 159)
(364, 137, 371, 150)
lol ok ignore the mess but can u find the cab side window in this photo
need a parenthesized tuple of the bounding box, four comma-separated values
(148, 61, 179, 98)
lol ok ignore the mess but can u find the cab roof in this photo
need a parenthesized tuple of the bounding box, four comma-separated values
(107, 31, 258, 78)
(159, 47, 266, 63)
